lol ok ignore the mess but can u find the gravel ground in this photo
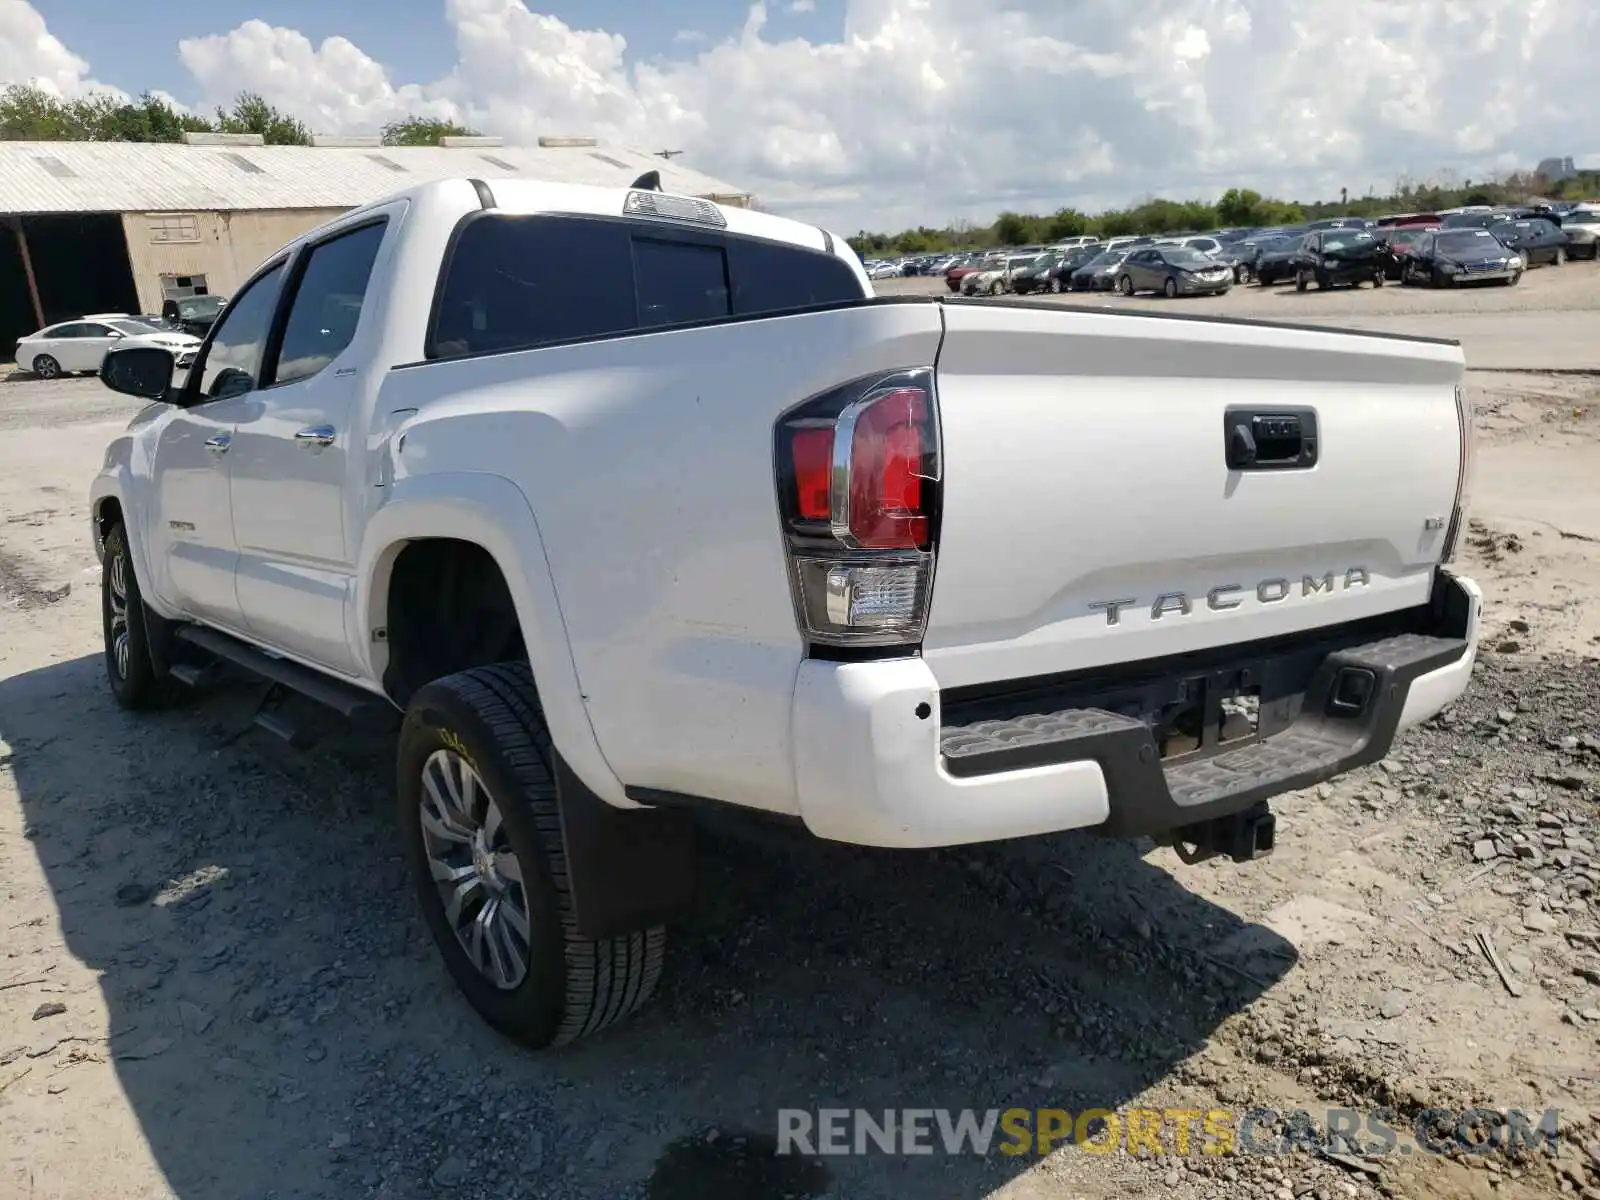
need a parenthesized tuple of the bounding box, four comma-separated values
(2, 320, 1600, 1197)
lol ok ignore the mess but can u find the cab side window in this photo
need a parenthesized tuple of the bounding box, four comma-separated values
(274, 222, 388, 386)
(193, 262, 287, 402)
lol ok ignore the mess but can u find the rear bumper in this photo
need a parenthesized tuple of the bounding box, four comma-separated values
(791, 570, 1479, 849)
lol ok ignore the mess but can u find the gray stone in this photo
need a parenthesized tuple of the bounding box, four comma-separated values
(1523, 905, 1560, 934)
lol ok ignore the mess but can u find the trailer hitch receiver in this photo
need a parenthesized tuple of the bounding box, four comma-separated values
(1168, 801, 1276, 865)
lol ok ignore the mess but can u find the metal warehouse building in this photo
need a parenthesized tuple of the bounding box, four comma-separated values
(0, 132, 752, 360)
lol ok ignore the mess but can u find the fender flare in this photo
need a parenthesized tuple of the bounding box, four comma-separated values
(88, 471, 178, 620)
(355, 470, 633, 809)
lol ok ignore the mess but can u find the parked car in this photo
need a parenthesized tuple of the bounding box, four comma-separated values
(1375, 227, 1435, 280)
(1008, 250, 1068, 295)
(964, 253, 1039, 296)
(1116, 246, 1233, 297)
(15, 316, 200, 380)
(161, 294, 227, 337)
(90, 174, 1481, 1050)
(1559, 205, 1600, 260)
(1070, 247, 1132, 290)
(1403, 228, 1524, 287)
(1239, 235, 1303, 286)
(1487, 217, 1569, 267)
(1292, 229, 1391, 291)
(1041, 245, 1103, 293)
(946, 254, 995, 293)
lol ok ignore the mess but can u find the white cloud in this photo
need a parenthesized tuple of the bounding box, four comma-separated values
(789, 0, 817, 12)
(0, 0, 122, 99)
(4, 0, 1599, 231)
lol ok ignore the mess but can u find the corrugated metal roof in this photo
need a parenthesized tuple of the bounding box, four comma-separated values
(0, 140, 750, 215)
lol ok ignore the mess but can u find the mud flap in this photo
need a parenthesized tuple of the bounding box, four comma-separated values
(555, 753, 697, 940)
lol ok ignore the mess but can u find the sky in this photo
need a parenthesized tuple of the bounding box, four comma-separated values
(3, 0, 1599, 233)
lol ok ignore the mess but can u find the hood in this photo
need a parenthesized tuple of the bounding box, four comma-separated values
(130, 332, 201, 351)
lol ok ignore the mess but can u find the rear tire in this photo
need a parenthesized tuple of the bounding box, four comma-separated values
(398, 662, 666, 1048)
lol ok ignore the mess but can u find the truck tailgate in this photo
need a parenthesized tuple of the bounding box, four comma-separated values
(923, 302, 1466, 689)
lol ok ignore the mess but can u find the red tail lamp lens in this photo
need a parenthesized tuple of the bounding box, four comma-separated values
(848, 387, 930, 550)
(791, 427, 834, 521)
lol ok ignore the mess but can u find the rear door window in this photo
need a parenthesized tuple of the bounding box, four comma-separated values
(429, 213, 865, 358)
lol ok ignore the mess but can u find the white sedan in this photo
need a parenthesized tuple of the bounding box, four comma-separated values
(15, 316, 201, 380)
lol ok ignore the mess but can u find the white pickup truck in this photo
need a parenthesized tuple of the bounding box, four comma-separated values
(90, 174, 1481, 1048)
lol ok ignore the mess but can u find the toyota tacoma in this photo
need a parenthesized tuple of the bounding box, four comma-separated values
(89, 174, 1481, 1048)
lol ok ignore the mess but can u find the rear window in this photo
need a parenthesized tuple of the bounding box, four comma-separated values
(429, 213, 864, 358)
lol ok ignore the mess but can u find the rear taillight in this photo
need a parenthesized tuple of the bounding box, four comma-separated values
(775, 368, 941, 650)
(1441, 382, 1476, 564)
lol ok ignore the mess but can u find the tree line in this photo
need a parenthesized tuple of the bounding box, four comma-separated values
(849, 172, 1599, 257)
(0, 83, 479, 147)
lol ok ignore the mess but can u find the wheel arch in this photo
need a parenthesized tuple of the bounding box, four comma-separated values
(358, 471, 631, 808)
(89, 474, 174, 617)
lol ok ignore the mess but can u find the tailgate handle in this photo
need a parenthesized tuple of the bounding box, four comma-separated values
(1224, 407, 1317, 471)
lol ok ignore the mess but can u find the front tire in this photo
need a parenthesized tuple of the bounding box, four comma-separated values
(101, 522, 175, 711)
(32, 354, 61, 380)
(1295, 269, 1309, 293)
(1552, 246, 1566, 267)
(398, 663, 665, 1048)
(1049, 276, 1063, 293)
(1118, 275, 1135, 296)
(1162, 278, 1178, 298)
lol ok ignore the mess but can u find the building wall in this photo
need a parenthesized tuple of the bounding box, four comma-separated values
(120, 208, 347, 313)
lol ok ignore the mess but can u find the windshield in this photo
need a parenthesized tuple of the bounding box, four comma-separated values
(1567, 210, 1600, 225)
(1086, 250, 1128, 269)
(174, 296, 225, 319)
(1163, 247, 1212, 266)
(1437, 231, 1499, 254)
(1490, 222, 1535, 240)
(1322, 233, 1373, 253)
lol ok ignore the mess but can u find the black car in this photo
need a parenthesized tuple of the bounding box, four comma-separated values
(161, 294, 226, 336)
(1070, 248, 1132, 291)
(1487, 217, 1569, 267)
(1402, 228, 1522, 287)
(1008, 249, 1067, 295)
(1238, 235, 1304, 286)
(1292, 229, 1391, 291)
(1038, 245, 1101, 293)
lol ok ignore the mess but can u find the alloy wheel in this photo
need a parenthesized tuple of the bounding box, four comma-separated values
(419, 748, 533, 990)
(107, 549, 130, 680)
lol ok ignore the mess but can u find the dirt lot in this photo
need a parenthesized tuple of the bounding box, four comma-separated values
(3, 281, 1600, 1200)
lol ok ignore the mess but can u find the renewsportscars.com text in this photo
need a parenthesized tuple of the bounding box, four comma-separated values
(776, 1106, 1562, 1158)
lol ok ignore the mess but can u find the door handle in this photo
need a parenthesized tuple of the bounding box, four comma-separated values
(295, 425, 336, 447)
(1223, 407, 1318, 471)
(204, 433, 231, 455)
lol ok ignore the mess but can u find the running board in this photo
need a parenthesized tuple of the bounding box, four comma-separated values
(173, 625, 400, 733)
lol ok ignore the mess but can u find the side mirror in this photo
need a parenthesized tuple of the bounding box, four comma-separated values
(100, 346, 175, 401)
